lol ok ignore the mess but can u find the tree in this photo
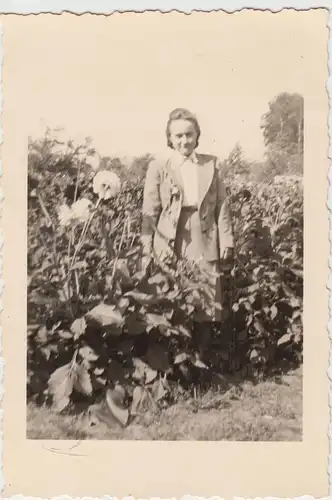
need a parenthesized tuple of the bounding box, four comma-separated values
(261, 92, 304, 177)
(261, 92, 304, 156)
(223, 142, 251, 179)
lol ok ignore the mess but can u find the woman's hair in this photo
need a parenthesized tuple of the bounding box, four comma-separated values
(166, 108, 201, 149)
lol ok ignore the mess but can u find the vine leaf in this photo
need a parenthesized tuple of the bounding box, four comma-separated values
(105, 385, 129, 427)
(70, 317, 87, 340)
(131, 386, 144, 416)
(74, 363, 93, 396)
(48, 363, 75, 412)
(86, 303, 124, 328)
(132, 357, 157, 384)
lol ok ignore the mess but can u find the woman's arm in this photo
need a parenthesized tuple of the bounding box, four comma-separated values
(141, 159, 162, 257)
(215, 158, 234, 259)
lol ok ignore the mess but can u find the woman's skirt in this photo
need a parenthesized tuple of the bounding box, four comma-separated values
(174, 206, 225, 323)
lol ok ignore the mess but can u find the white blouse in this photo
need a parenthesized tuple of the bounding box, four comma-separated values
(172, 150, 199, 207)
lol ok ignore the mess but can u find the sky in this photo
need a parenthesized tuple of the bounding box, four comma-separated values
(6, 10, 325, 162)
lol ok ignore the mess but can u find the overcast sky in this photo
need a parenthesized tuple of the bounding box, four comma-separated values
(10, 11, 323, 161)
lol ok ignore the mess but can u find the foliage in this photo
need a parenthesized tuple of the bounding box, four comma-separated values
(261, 92, 304, 155)
(27, 129, 303, 427)
(222, 142, 251, 180)
(260, 92, 304, 178)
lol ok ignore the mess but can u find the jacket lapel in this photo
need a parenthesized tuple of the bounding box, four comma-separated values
(197, 154, 215, 209)
(166, 152, 184, 194)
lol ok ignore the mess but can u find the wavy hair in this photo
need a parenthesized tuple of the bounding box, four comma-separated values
(166, 108, 201, 149)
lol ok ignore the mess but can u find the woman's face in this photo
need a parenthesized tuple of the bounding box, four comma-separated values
(169, 119, 198, 157)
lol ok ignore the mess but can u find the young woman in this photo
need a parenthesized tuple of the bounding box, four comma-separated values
(141, 108, 234, 355)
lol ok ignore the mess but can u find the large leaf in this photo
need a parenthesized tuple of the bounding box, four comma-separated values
(35, 325, 48, 343)
(277, 332, 292, 346)
(124, 290, 159, 305)
(106, 359, 127, 384)
(145, 313, 171, 333)
(131, 386, 144, 416)
(174, 352, 189, 364)
(79, 345, 99, 362)
(86, 303, 124, 328)
(48, 363, 75, 412)
(151, 378, 168, 402)
(70, 317, 87, 340)
(74, 363, 93, 396)
(132, 357, 157, 384)
(105, 386, 129, 427)
(145, 343, 171, 373)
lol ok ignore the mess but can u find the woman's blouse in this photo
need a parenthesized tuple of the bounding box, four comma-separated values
(173, 150, 199, 207)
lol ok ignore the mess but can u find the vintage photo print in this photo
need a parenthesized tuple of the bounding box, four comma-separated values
(2, 9, 329, 498)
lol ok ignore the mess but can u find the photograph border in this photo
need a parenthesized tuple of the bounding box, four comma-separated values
(0, 3, 330, 498)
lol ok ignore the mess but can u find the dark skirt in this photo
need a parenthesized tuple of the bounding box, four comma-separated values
(174, 207, 224, 323)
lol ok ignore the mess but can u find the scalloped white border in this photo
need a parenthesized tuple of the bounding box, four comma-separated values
(0, 2, 329, 499)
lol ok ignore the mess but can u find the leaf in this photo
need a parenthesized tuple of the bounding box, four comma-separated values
(148, 272, 167, 285)
(131, 386, 144, 415)
(94, 367, 105, 376)
(79, 345, 99, 362)
(132, 357, 157, 384)
(253, 320, 265, 334)
(74, 363, 93, 396)
(191, 357, 208, 370)
(174, 352, 189, 364)
(250, 349, 259, 361)
(58, 330, 73, 340)
(105, 386, 129, 427)
(177, 324, 192, 337)
(151, 378, 168, 402)
(145, 343, 170, 372)
(86, 303, 124, 328)
(145, 313, 171, 333)
(270, 305, 278, 320)
(51, 321, 62, 333)
(71, 261, 88, 271)
(277, 333, 292, 346)
(48, 363, 75, 412)
(124, 290, 161, 305)
(36, 325, 48, 343)
(117, 297, 130, 314)
(106, 360, 126, 384)
(146, 367, 158, 384)
(70, 317, 87, 340)
(41, 346, 52, 360)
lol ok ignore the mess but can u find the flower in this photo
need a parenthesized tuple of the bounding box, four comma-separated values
(93, 170, 121, 200)
(58, 198, 92, 227)
(71, 198, 92, 222)
(58, 204, 73, 227)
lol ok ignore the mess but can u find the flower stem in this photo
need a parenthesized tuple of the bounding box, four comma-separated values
(108, 215, 130, 291)
(67, 197, 101, 278)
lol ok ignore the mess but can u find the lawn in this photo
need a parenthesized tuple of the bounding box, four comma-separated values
(27, 366, 302, 441)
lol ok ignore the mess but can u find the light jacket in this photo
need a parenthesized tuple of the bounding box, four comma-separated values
(141, 150, 234, 262)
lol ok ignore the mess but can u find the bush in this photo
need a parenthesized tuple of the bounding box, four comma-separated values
(27, 131, 303, 425)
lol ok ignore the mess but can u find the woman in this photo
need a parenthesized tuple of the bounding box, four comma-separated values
(141, 108, 234, 356)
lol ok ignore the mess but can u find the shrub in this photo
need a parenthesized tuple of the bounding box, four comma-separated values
(27, 131, 303, 425)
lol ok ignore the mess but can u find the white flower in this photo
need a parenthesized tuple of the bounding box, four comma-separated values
(93, 170, 121, 200)
(58, 198, 92, 227)
(58, 204, 73, 227)
(71, 198, 92, 222)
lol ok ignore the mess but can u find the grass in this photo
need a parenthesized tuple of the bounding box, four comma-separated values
(27, 366, 302, 441)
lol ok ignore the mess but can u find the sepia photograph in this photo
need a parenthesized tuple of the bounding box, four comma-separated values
(23, 11, 306, 442)
(1, 7, 329, 498)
